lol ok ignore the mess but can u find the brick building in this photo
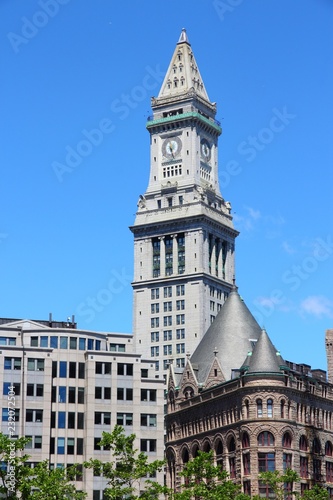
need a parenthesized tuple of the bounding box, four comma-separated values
(165, 288, 333, 496)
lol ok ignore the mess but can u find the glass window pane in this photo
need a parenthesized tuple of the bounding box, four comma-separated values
(79, 338, 85, 350)
(59, 362, 67, 378)
(40, 336, 48, 348)
(70, 337, 77, 349)
(58, 386, 66, 403)
(60, 337, 68, 349)
(50, 336, 58, 348)
(58, 412, 66, 428)
(57, 437, 65, 454)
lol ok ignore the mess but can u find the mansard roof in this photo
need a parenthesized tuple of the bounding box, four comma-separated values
(158, 28, 210, 101)
(242, 328, 285, 375)
(190, 286, 262, 384)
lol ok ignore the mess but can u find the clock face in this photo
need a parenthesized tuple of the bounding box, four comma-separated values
(162, 137, 182, 158)
(201, 139, 211, 161)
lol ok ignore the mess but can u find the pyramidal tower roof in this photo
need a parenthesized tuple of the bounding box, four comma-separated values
(190, 286, 262, 384)
(158, 29, 210, 101)
(243, 328, 285, 375)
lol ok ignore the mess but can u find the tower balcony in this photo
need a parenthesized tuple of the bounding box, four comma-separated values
(146, 111, 222, 134)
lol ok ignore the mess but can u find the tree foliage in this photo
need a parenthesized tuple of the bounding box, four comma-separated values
(171, 450, 250, 500)
(84, 424, 168, 499)
(0, 433, 86, 499)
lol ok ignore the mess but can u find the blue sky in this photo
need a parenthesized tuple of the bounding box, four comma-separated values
(0, 0, 332, 370)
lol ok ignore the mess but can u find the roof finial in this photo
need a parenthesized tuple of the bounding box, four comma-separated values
(178, 28, 189, 44)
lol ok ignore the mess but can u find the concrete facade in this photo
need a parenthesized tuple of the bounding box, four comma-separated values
(0, 318, 165, 499)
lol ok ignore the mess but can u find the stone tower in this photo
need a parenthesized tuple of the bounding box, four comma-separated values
(130, 29, 238, 375)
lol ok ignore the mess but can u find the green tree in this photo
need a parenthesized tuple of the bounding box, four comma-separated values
(0, 433, 86, 499)
(84, 425, 168, 499)
(258, 469, 299, 500)
(0, 433, 31, 498)
(20, 461, 87, 499)
(300, 484, 329, 500)
(172, 450, 250, 500)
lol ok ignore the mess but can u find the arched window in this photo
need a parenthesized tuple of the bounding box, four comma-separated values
(281, 400, 285, 418)
(182, 448, 189, 464)
(167, 449, 176, 491)
(258, 431, 275, 446)
(267, 399, 273, 418)
(313, 438, 321, 455)
(282, 432, 292, 448)
(257, 399, 263, 418)
(215, 440, 223, 469)
(228, 436, 236, 452)
(242, 432, 250, 448)
(192, 445, 199, 458)
(244, 399, 250, 419)
(203, 441, 211, 453)
(183, 387, 194, 399)
(299, 435, 308, 451)
(326, 441, 333, 457)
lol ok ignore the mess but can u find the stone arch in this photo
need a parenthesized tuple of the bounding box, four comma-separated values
(166, 447, 177, 491)
(202, 439, 212, 453)
(325, 440, 333, 456)
(241, 430, 251, 448)
(282, 430, 293, 448)
(180, 445, 190, 465)
(226, 432, 236, 452)
(299, 434, 308, 451)
(191, 441, 200, 458)
(183, 385, 195, 400)
(258, 430, 275, 446)
(313, 437, 322, 454)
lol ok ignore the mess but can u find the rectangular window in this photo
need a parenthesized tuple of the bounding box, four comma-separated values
(243, 453, 251, 475)
(151, 303, 160, 314)
(77, 387, 84, 404)
(95, 340, 101, 351)
(40, 336, 48, 347)
(176, 284, 185, 296)
(77, 438, 83, 455)
(150, 346, 159, 357)
(163, 301, 172, 312)
(31, 337, 38, 347)
(151, 317, 159, 328)
(78, 362, 85, 379)
(300, 456, 308, 478)
(117, 413, 133, 426)
(87, 339, 94, 350)
(50, 336, 58, 348)
(2, 408, 19, 422)
(151, 288, 160, 300)
(117, 388, 133, 401)
(176, 300, 185, 310)
(79, 338, 86, 350)
(163, 345, 172, 356)
(163, 316, 172, 326)
(69, 362, 76, 378)
(4, 382, 20, 396)
(27, 358, 44, 371)
(4, 357, 21, 370)
(140, 414, 157, 427)
(176, 329, 185, 339)
(117, 364, 133, 376)
(67, 438, 75, 455)
(163, 286, 172, 298)
(69, 337, 77, 349)
(68, 387, 76, 403)
(95, 412, 111, 425)
(26, 409, 43, 423)
(283, 453, 292, 471)
(110, 343, 125, 352)
(96, 362, 111, 375)
(59, 361, 67, 378)
(258, 453, 275, 472)
(176, 314, 185, 325)
(141, 369, 148, 378)
(58, 385, 67, 403)
(229, 457, 236, 478)
(77, 413, 84, 429)
(176, 343, 185, 354)
(68, 412, 75, 429)
(141, 389, 157, 402)
(176, 358, 185, 368)
(57, 437, 65, 454)
(163, 330, 172, 341)
(151, 332, 159, 342)
(140, 439, 156, 453)
(95, 387, 111, 400)
(60, 337, 68, 349)
(58, 411, 66, 428)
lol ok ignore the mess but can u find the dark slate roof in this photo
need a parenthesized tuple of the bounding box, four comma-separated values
(190, 286, 262, 384)
(244, 328, 284, 374)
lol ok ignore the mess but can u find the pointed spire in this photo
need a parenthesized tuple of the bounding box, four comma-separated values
(190, 288, 262, 383)
(157, 29, 209, 100)
(245, 328, 284, 375)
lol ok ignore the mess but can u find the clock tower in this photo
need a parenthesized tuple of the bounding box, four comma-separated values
(130, 29, 238, 375)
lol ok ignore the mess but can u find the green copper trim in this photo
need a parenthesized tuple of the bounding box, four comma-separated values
(146, 111, 222, 133)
